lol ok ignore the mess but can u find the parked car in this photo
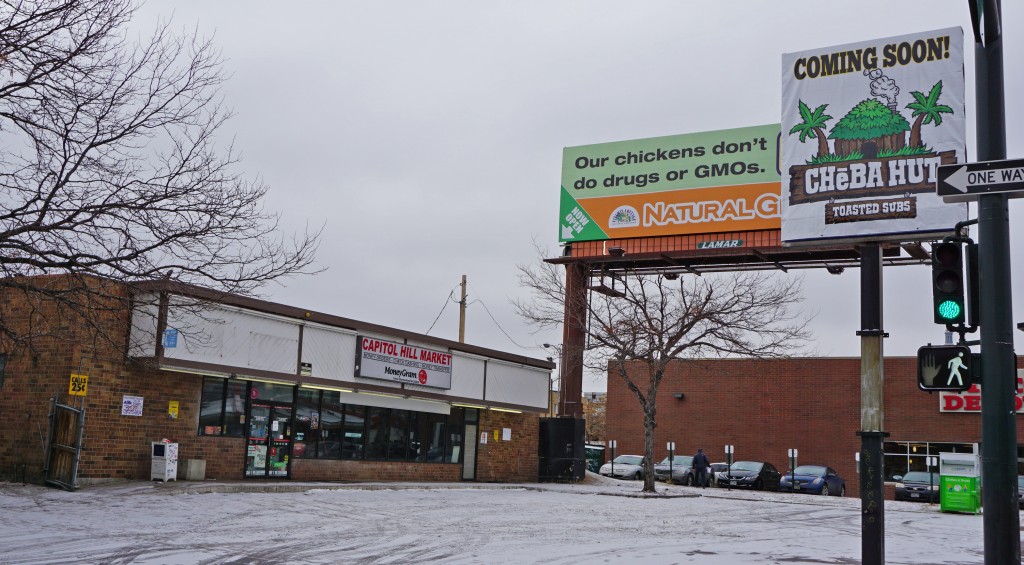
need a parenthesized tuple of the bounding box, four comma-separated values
(778, 465, 846, 496)
(715, 460, 782, 490)
(654, 455, 693, 484)
(893, 471, 940, 502)
(1018, 476, 1024, 509)
(707, 463, 729, 486)
(599, 455, 645, 480)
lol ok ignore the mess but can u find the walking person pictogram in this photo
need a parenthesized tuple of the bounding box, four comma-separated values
(947, 352, 967, 386)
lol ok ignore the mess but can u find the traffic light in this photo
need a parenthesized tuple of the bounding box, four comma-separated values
(931, 241, 965, 325)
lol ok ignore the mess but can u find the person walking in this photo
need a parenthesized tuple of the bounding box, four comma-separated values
(692, 448, 710, 488)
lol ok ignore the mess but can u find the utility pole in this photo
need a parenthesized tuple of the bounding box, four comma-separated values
(858, 244, 886, 565)
(972, 1, 1019, 562)
(458, 275, 467, 344)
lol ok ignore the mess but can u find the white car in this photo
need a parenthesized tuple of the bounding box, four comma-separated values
(599, 454, 645, 480)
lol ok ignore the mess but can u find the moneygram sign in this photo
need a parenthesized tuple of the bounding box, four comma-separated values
(559, 125, 782, 242)
(356, 336, 452, 390)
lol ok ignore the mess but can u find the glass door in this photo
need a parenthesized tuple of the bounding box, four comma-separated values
(246, 403, 293, 478)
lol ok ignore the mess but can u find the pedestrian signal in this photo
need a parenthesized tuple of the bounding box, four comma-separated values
(931, 242, 965, 325)
(917, 345, 972, 392)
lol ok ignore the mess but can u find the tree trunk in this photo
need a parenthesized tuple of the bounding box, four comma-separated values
(813, 127, 830, 158)
(643, 407, 657, 492)
(909, 115, 924, 147)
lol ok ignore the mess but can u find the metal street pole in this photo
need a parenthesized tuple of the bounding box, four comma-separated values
(973, 1, 1019, 561)
(858, 244, 886, 565)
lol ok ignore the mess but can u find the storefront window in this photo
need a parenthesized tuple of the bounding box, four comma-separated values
(884, 440, 978, 481)
(446, 408, 464, 463)
(425, 413, 447, 462)
(365, 407, 389, 460)
(198, 377, 246, 437)
(294, 388, 319, 459)
(224, 380, 247, 436)
(343, 405, 366, 460)
(250, 381, 294, 403)
(320, 392, 344, 459)
(388, 409, 410, 461)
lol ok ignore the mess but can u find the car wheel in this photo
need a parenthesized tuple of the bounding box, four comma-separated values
(685, 474, 693, 486)
(634, 471, 642, 480)
(754, 479, 763, 490)
(820, 484, 830, 496)
(839, 485, 845, 497)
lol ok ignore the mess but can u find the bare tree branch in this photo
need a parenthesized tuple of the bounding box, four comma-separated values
(0, 0, 322, 356)
(516, 247, 812, 492)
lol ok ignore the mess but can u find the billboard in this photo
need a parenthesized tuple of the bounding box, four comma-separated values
(559, 124, 782, 243)
(356, 336, 452, 390)
(781, 28, 967, 244)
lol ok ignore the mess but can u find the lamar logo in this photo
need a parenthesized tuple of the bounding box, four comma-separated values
(697, 240, 743, 249)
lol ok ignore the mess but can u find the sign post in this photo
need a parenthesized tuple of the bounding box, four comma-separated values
(667, 441, 675, 483)
(724, 444, 734, 491)
(788, 448, 798, 492)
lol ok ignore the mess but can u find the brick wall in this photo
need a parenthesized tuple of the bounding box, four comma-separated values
(606, 357, 1024, 496)
(475, 410, 539, 482)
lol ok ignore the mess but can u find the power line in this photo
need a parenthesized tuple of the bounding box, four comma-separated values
(467, 296, 534, 350)
(425, 286, 459, 335)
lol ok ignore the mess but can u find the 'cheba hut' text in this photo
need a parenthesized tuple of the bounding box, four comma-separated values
(788, 152, 955, 223)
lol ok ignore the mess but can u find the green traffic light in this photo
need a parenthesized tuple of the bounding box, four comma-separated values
(937, 299, 962, 321)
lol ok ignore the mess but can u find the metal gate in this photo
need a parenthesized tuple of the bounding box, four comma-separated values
(44, 396, 85, 491)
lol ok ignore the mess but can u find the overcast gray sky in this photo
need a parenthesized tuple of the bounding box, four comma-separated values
(134, 1, 1023, 392)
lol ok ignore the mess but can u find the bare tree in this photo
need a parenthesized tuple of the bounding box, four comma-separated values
(0, 0, 320, 353)
(515, 252, 810, 492)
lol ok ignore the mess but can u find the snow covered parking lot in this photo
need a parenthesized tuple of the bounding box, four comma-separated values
(0, 473, 1001, 564)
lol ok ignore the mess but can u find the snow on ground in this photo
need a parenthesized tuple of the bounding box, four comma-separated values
(0, 474, 997, 564)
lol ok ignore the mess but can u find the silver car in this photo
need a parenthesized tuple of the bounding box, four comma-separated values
(599, 454, 645, 480)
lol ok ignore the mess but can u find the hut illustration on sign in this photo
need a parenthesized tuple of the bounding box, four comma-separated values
(787, 75, 956, 225)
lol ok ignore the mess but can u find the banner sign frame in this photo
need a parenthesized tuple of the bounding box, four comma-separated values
(355, 336, 453, 390)
(559, 124, 782, 243)
(780, 27, 967, 244)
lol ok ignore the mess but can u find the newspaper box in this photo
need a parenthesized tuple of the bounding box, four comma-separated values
(939, 451, 980, 514)
(151, 441, 178, 482)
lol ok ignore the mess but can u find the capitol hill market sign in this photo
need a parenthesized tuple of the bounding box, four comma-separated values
(356, 336, 453, 390)
(559, 124, 782, 242)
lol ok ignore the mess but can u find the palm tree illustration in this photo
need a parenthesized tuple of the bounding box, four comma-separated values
(905, 80, 953, 148)
(789, 100, 833, 159)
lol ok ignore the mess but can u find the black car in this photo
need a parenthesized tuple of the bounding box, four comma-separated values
(1017, 476, 1024, 509)
(894, 471, 940, 502)
(716, 461, 782, 490)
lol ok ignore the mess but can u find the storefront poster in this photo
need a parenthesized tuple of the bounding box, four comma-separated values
(356, 336, 453, 389)
(781, 28, 967, 243)
(559, 124, 782, 242)
(121, 395, 143, 417)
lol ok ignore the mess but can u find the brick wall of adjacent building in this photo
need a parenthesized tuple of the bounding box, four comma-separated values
(475, 410, 540, 482)
(606, 357, 1024, 497)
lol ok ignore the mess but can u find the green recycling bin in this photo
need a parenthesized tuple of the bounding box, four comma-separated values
(939, 452, 981, 514)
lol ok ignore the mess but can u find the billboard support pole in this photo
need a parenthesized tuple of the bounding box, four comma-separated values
(857, 243, 887, 565)
(558, 262, 587, 419)
(973, 1, 1019, 562)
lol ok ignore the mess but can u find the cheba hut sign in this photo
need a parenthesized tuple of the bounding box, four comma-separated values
(780, 28, 967, 244)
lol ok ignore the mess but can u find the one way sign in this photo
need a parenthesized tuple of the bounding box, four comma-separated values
(937, 158, 1024, 202)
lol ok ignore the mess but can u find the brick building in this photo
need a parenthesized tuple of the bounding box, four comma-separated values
(0, 276, 553, 487)
(606, 357, 1024, 494)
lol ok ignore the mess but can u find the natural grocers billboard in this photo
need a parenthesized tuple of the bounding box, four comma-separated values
(781, 28, 967, 244)
(558, 124, 782, 243)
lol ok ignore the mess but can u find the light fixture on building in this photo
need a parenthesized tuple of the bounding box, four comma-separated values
(608, 246, 625, 257)
(826, 266, 845, 275)
(673, 392, 685, 400)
